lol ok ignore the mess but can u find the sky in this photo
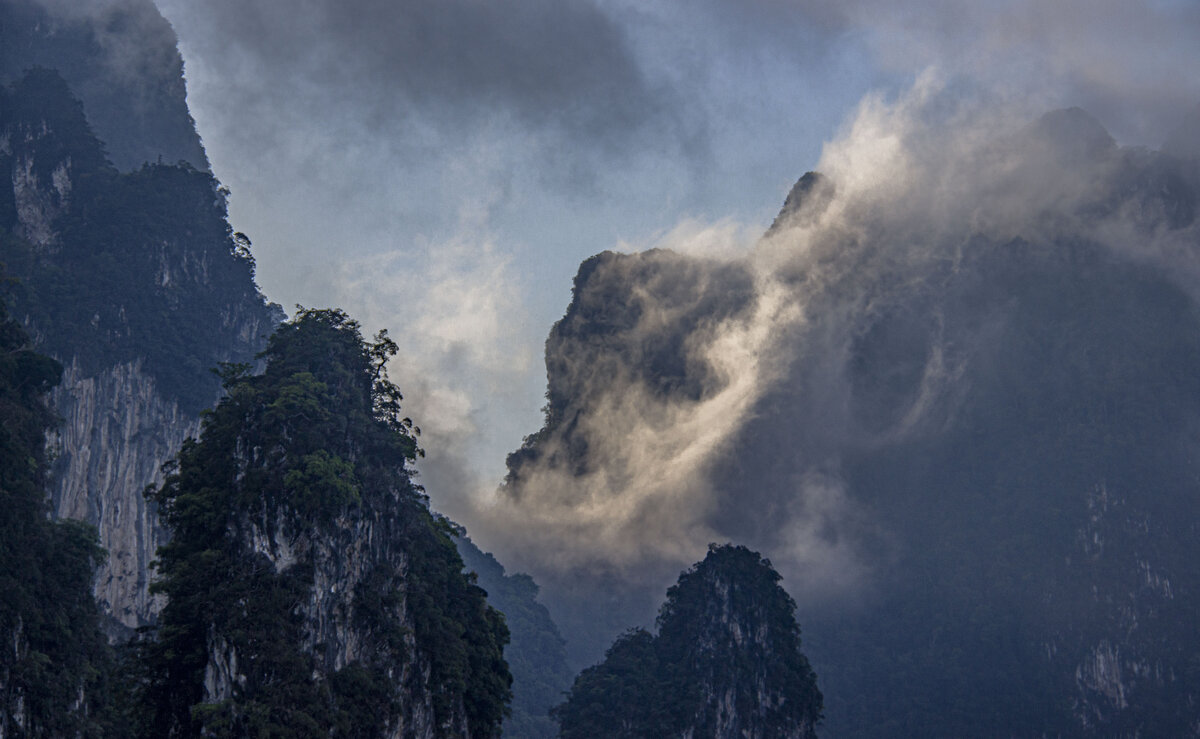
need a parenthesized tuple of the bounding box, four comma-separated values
(148, 0, 1200, 556)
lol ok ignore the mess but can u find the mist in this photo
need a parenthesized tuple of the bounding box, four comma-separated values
(31, 0, 1198, 644)
(479, 68, 1200, 669)
(138, 1, 1194, 545)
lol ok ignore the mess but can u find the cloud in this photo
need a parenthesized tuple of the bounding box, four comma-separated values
(480, 71, 1200, 626)
(835, 0, 1200, 144)
(481, 255, 803, 571)
(154, 0, 689, 163)
(329, 219, 542, 523)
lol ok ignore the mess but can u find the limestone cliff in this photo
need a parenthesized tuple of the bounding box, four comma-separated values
(49, 358, 198, 635)
(0, 0, 209, 171)
(137, 310, 510, 738)
(0, 67, 281, 637)
(0, 292, 113, 737)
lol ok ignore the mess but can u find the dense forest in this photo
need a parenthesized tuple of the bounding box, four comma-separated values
(132, 309, 511, 737)
(0, 291, 115, 735)
(555, 545, 822, 739)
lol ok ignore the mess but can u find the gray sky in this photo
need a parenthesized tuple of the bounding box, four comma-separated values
(150, 0, 1200, 548)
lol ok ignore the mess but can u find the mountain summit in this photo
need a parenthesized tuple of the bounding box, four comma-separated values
(555, 544, 822, 739)
(502, 105, 1200, 735)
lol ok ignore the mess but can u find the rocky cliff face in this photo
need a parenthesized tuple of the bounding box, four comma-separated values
(0, 0, 209, 171)
(555, 544, 822, 739)
(1, 66, 281, 637)
(507, 107, 1200, 736)
(49, 358, 198, 635)
(138, 310, 510, 738)
(656, 546, 821, 739)
(201, 504, 442, 738)
(0, 293, 114, 738)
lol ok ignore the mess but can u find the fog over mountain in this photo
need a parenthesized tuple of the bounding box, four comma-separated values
(493, 74, 1200, 590)
(494, 80, 1200, 732)
(139, 0, 1200, 556)
(8, 0, 1200, 733)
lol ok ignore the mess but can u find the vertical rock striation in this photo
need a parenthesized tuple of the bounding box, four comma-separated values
(1, 65, 281, 636)
(138, 310, 510, 738)
(49, 358, 199, 636)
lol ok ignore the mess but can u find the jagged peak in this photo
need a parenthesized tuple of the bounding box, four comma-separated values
(767, 170, 834, 235)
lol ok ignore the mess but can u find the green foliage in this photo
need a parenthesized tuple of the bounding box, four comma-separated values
(407, 519, 512, 736)
(554, 544, 822, 739)
(553, 629, 662, 739)
(0, 290, 115, 736)
(136, 309, 510, 737)
(457, 535, 573, 738)
(0, 69, 279, 415)
(283, 450, 360, 517)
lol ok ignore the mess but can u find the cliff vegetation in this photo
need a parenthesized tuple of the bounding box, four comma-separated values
(554, 544, 822, 739)
(133, 309, 511, 737)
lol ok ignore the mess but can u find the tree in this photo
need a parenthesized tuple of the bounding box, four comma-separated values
(136, 308, 510, 738)
(0, 288, 114, 736)
(554, 544, 822, 739)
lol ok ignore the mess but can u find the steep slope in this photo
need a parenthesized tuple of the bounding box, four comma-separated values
(0, 292, 114, 736)
(457, 535, 573, 739)
(554, 544, 822, 739)
(0, 0, 208, 171)
(501, 106, 1200, 735)
(136, 309, 511, 738)
(0, 67, 281, 636)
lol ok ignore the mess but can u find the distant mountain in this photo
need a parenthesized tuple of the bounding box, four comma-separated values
(504, 107, 1200, 735)
(457, 534, 573, 739)
(0, 0, 208, 171)
(554, 544, 822, 739)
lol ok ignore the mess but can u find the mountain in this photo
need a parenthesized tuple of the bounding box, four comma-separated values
(456, 534, 573, 739)
(0, 0, 208, 171)
(0, 13, 575, 736)
(135, 309, 511, 737)
(502, 107, 1200, 735)
(0, 62, 281, 637)
(554, 544, 822, 738)
(0, 292, 114, 736)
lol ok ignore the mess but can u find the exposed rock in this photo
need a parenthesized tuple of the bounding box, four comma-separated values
(1, 66, 281, 639)
(555, 545, 821, 739)
(139, 310, 510, 737)
(49, 358, 198, 637)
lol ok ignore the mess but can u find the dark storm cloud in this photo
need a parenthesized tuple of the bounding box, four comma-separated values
(650, 0, 1200, 147)
(179, 0, 684, 154)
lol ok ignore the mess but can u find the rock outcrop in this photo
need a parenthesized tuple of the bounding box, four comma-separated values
(1, 66, 280, 637)
(507, 108, 1200, 735)
(0, 0, 209, 171)
(138, 310, 510, 738)
(49, 358, 197, 634)
(554, 544, 822, 739)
